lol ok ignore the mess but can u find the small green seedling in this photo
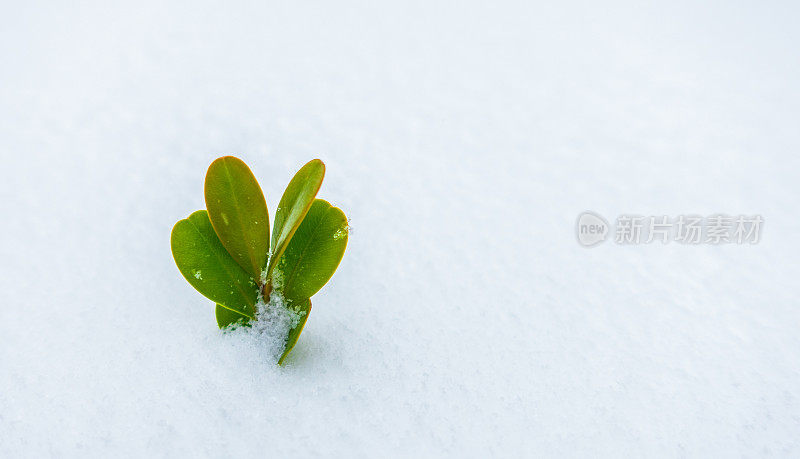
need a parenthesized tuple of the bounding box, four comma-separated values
(170, 157, 348, 364)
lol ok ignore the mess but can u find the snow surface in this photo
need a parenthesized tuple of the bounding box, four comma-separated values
(1, 0, 800, 457)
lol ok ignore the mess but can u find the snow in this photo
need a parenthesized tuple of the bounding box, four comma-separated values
(224, 293, 304, 364)
(1, 0, 799, 456)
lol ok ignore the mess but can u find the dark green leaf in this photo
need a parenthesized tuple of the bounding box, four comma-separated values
(204, 156, 270, 279)
(215, 304, 252, 328)
(273, 199, 348, 303)
(278, 298, 311, 365)
(170, 210, 258, 318)
(267, 159, 325, 278)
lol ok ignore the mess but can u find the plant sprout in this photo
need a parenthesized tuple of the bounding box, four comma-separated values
(171, 157, 348, 363)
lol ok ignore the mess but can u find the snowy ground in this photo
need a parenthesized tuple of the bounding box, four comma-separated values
(2, 0, 800, 457)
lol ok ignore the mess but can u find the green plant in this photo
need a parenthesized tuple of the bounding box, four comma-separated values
(170, 157, 348, 364)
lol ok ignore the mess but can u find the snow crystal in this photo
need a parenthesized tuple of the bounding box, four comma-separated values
(269, 266, 285, 291)
(333, 225, 349, 240)
(222, 292, 303, 363)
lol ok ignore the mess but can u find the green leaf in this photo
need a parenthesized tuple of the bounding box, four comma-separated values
(273, 199, 348, 303)
(170, 210, 258, 318)
(204, 156, 269, 279)
(215, 304, 252, 328)
(278, 298, 311, 365)
(267, 159, 325, 278)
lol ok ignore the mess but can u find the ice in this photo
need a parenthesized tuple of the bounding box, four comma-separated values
(1, 0, 799, 457)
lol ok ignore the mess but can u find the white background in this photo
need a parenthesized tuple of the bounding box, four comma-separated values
(1, 0, 799, 456)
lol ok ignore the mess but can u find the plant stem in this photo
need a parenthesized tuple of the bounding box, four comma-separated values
(261, 282, 272, 304)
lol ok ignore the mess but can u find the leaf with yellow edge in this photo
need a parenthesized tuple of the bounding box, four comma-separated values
(272, 199, 348, 304)
(170, 210, 258, 318)
(266, 159, 325, 279)
(204, 156, 269, 279)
